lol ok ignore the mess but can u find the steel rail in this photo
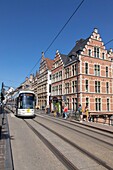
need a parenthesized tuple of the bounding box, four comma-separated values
(33, 119, 113, 170)
(24, 119, 79, 170)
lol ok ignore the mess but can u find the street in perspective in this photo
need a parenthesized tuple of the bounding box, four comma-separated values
(0, 106, 113, 170)
(1, 0, 113, 170)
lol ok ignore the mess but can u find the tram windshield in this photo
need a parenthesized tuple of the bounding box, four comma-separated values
(18, 93, 35, 109)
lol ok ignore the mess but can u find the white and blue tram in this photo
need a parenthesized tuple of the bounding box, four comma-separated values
(11, 90, 36, 117)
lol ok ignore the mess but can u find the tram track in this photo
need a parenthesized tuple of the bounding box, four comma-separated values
(24, 118, 113, 170)
(35, 111, 113, 135)
(23, 119, 79, 170)
(36, 114, 113, 148)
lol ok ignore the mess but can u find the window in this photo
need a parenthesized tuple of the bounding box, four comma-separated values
(72, 64, 77, 76)
(59, 85, 62, 95)
(52, 87, 55, 95)
(95, 81, 100, 93)
(49, 85, 51, 93)
(107, 98, 109, 111)
(72, 81, 77, 93)
(102, 53, 105, 60)
(72, 65, 74, 76)
(55, 61, 59, 68)
(85, 63, 88, 74)
(85, 80, 88, 92)
(86, 98, 89, 107)
(65, 68, 69, 78)
(49, 75, 51, 80)
(94, 64, 100, 76)
(65, 83, 69, 94)
(88, 49, 91, 56)
(72, 98, 77, 111)
(94, 47, 99, 58)
(106, 82, 109, 94)
(52, 74, 55, 83)
(106, 66, 108, 77)
(95, 98, 101, 111)
(59, 71, 62, 80)
(56, 86, 58, 95)
(66, 98, 69, 109)
(56, 73, 58, 81)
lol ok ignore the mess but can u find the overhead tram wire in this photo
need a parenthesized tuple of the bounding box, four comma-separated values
(26, 57, 41, 77)
(104, 39, 113, 46)
(27, 0, 85, 77)
(89, 38, 113, 55)
(44, 0, 85, 54)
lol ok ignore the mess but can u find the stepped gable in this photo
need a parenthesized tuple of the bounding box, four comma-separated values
(44, 57, 54, 70)
(40, 52, 54, 70)
(52, 50, 67, 70)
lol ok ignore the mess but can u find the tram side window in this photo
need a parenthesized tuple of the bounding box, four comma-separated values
(15, 98, 18, 108)
(18, 96, 23, 109)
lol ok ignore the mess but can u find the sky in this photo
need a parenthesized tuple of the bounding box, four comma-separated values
(0, 0, 113, 89)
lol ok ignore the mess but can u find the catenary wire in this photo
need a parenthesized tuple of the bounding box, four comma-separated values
(44, 0, 85, 54)
(1, 0, 85, 88)
(27, 0, 85, 77)
(3, 38, 113, 88)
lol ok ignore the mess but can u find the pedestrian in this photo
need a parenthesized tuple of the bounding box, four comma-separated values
(88, 112, 91, 121)
(62, 105, 65, 118)
(63, 105, 68, 119)
(85, 105, 89, 121)
(78, 104, 83, 122)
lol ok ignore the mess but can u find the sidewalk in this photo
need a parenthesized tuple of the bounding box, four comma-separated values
(0, 112, 13, 170)
(0, 116, 6, 170)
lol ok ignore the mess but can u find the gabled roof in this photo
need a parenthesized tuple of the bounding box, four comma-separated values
(60, 54, 67, 65)
(64, 38, 89, 66)
(45, 58, 54, 70)
(68, 38, 89, 56)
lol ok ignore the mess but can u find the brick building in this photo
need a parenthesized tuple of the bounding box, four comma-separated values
(51, 28, 113, 117)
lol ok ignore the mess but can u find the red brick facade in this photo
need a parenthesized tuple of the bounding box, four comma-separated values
(51, 28, 113, 117)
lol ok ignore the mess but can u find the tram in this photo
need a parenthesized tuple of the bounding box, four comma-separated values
(11, 90, 36, 117)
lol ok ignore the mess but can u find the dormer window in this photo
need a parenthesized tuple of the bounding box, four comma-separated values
(72, 55, 75, 59)
(55, 61, 59, 68)
(69, 55, 75, 61)
(69, 57, 72, 61)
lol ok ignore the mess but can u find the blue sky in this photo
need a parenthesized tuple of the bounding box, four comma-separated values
(0, 0, 113, 89)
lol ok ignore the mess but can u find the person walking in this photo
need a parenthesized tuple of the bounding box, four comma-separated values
(78, 104, 83, 122)
(63, 105, 68, 119)
(85, 105, 89, 121)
